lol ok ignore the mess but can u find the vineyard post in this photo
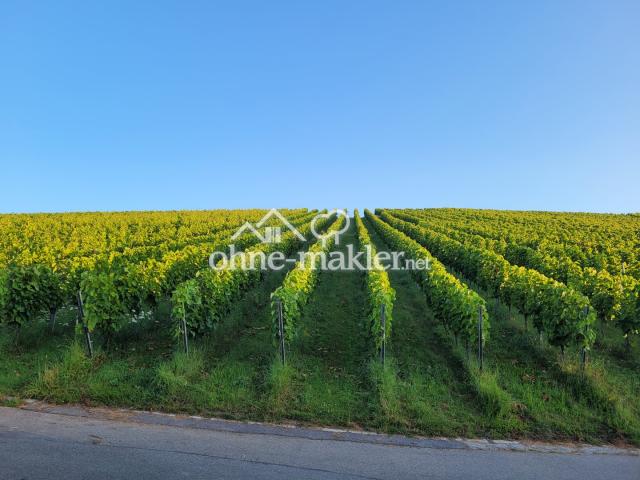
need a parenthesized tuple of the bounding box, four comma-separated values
(76, 291, 93, 358)
(49, 309, 57, 333)
(580, 306, 590, 372)
(181, 303, 189, 355)
(276, 298, 286, 365)
(380, 303, 386, 365)
(477, 305, 484, 371)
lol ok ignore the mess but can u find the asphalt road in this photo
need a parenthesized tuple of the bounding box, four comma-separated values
(0, 406, 638, 480)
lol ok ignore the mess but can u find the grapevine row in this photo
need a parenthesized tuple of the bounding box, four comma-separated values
(378, 210, 596, 352)
(365, 210, 488, 347)
(400, 208, 639, 279)
(389, 209, 639, 338)
(353, 210, 395, 355)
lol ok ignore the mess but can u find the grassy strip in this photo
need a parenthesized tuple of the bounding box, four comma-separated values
(281, 220, 374, 426)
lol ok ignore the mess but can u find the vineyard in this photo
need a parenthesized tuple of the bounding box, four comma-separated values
(0, 208, 639, 445)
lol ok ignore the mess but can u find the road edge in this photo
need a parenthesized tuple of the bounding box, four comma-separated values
(7, 400, 638, 457)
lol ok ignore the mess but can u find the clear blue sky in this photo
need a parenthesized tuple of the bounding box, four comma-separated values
(1, 1, 639, 213)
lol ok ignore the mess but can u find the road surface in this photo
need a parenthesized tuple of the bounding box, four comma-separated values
(0, 405, 638, 479)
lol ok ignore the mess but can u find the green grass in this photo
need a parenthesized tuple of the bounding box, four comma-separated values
(1, 218, 639, 445)
(368, 359, 404, 426)
(496, 298, 639, 443)
(266, 356, 297, 415)
(0, 308, 80, 397)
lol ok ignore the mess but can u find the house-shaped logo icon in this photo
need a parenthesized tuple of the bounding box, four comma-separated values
(231, 209, 306, 244)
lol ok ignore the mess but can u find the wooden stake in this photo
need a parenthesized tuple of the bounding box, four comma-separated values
(276, 298, 286, 365)
(478, 306, 484, 371)
(182, 304, 189, 355)
(77, 291, 93, 358)
(49, 309, 57, 333)
(380, 304, 386, 365)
